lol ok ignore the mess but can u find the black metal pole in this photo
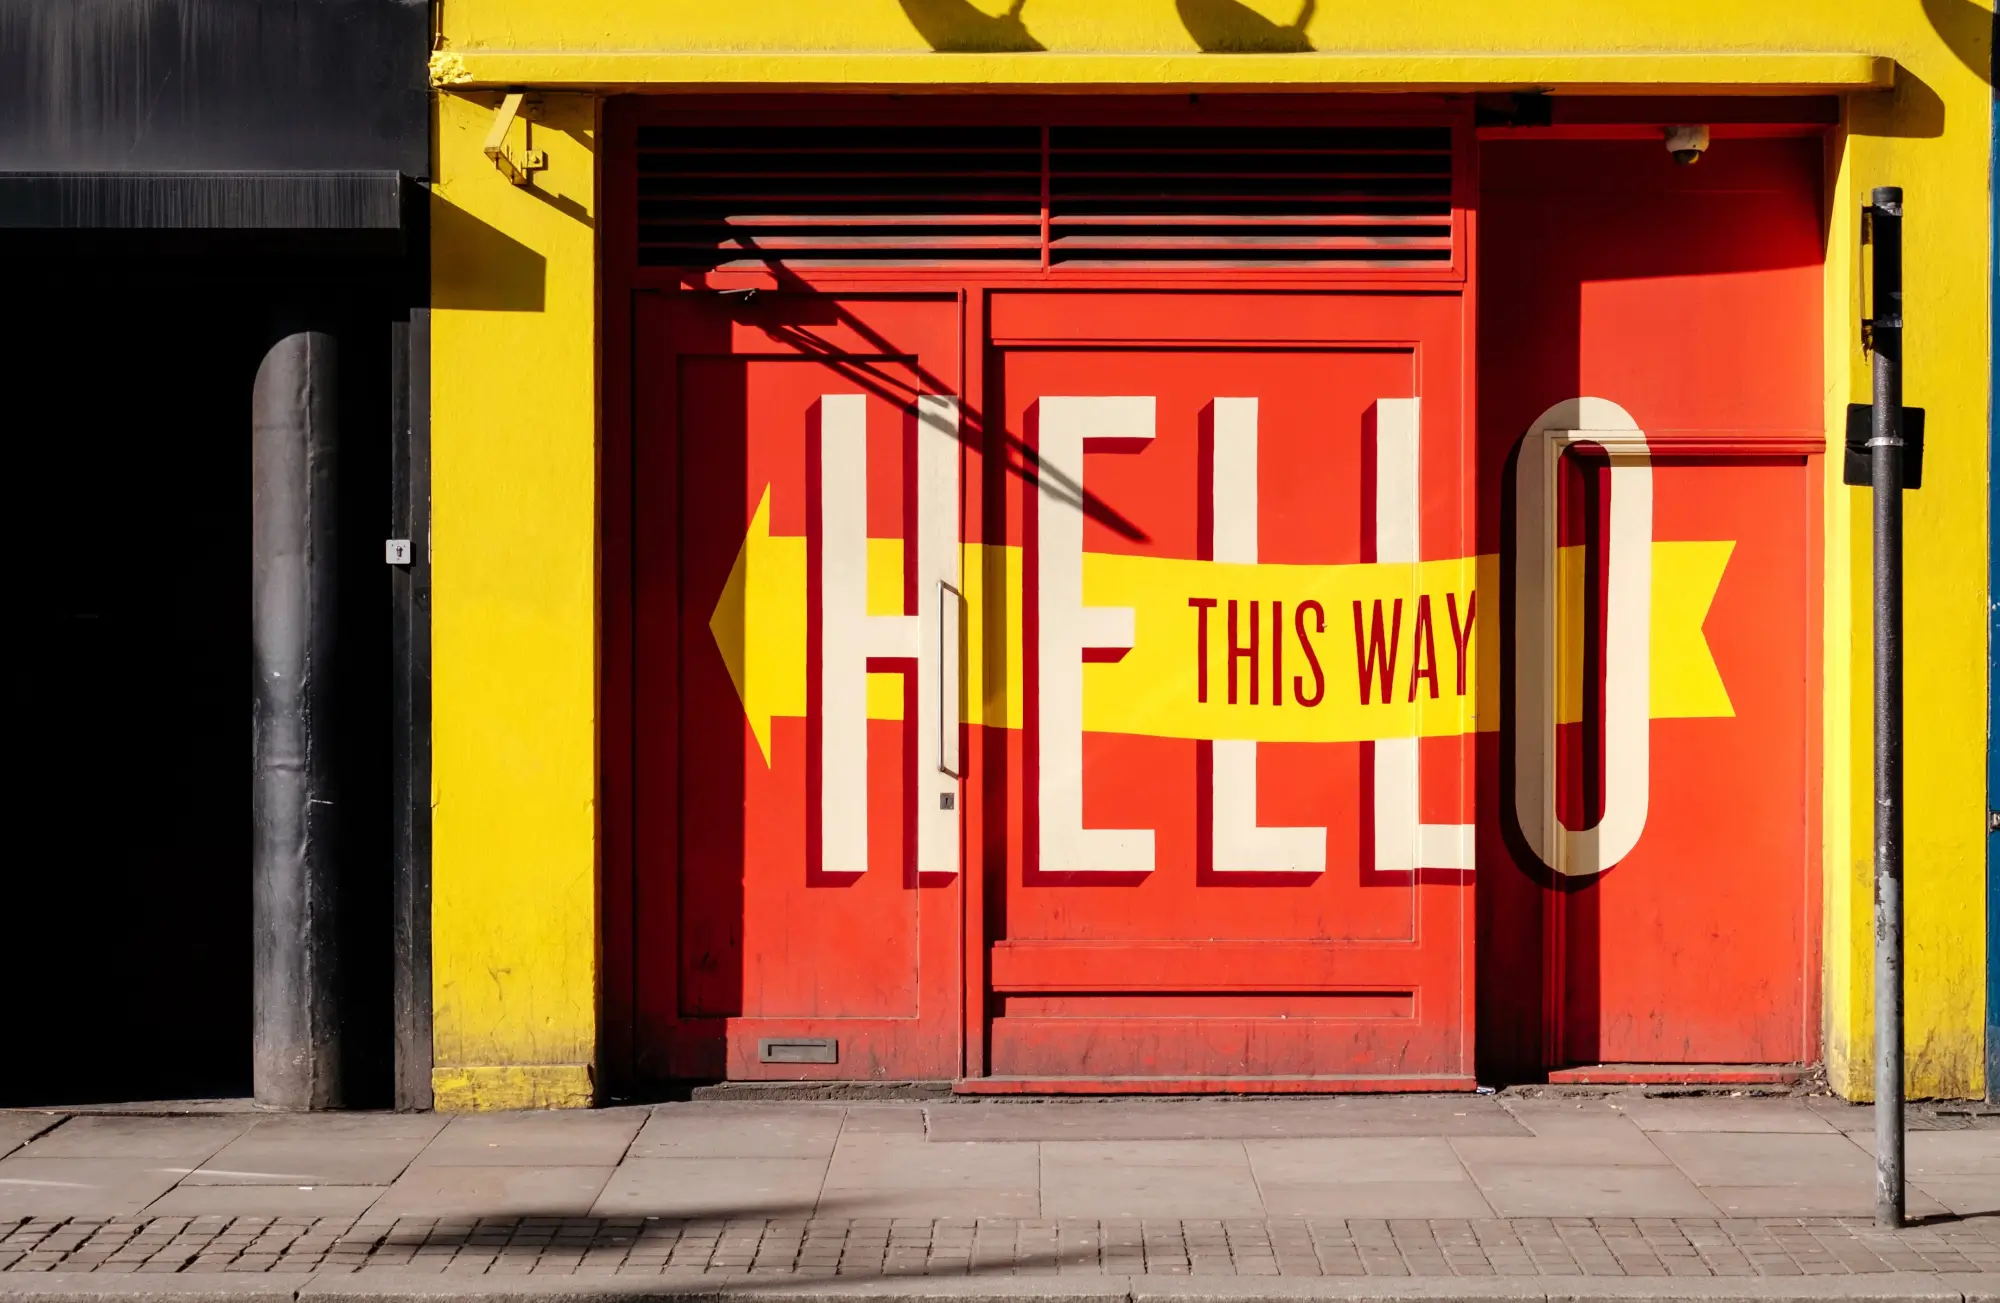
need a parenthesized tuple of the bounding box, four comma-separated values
(1870, 185, 1906, 1229)
(251, 326, 345, 1110)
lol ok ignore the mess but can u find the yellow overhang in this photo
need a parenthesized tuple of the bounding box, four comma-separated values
(430, 50, 1893, 94)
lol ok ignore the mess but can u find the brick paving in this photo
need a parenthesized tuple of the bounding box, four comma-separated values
(5, 1214, 2000, 1278)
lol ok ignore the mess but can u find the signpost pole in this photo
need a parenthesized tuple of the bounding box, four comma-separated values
(1869, 185, 1907, 1230)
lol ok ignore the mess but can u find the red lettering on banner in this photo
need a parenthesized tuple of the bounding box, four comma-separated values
(1447, 591, 1475, 698)
(1271, 600, 1285, 707)
(1189, 597, 1217, 703)
(1408, 594, 1439, 702)
(1228, 599, 1259, 706)
(1353, 599, 1403, 706)
(1295, 600, 1326, 707)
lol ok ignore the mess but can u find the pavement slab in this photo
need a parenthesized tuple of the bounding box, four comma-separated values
(926, 1102, 1526, 1145)
(410, 1113, 647, 1170)
(1244, 1139, 1494, 1217)
(628, 1108, 846, 1161)
(0, 1122, 64, 1165)
(1612, 1101, 1834, 1136)
(1459, 1164, 1718, 1219)
(1698, 1184, 1950, 1218)
(142, 1188, 387, 1218)
(0, 1159, 195, 1217)
(16, 1122, 249, 1166)
(186, 1118, 446, 1189)
(1041, 1142, 1262, 1220)
(369, 1166, 615, 1219)
(824, 1136, 1040, 1219)
(1650, 1132, 1875, 1187)
(588, 1158, 827, 1219)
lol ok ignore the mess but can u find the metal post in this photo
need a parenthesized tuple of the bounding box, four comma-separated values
(1869, 185, 1906, 1229)
(251, 326, 345, 1110)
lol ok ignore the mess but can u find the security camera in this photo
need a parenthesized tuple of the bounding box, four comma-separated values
(1665, 125, 1711, 166)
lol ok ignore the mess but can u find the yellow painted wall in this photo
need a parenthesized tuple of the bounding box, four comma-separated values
(431, 0, 1993, 1102)
(431, 91, 602, 1111)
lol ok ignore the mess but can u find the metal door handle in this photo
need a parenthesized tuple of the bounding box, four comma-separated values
(939, 581, 961, 777)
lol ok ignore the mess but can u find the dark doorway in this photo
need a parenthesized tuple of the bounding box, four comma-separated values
(1, 249, 402, 1107)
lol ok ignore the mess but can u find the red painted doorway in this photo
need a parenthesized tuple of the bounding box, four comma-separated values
(628, 291, 966, 1082)
(970, 291, 1476, 1090)
(1474, 131, 1825, 1080)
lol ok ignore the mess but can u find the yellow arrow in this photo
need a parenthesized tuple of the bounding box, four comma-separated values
(708, 486, 805, 764)
(709, 487, 1735, 754)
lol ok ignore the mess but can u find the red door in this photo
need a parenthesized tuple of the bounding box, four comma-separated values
(972, 291, 1475, 1089)
(1477, 136, 1823, 1074)
(632, 292, 964, 1082)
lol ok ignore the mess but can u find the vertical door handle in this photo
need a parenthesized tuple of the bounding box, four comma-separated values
(939, 580, 961, 777)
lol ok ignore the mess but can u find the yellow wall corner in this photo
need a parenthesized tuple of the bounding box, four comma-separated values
(430, 91, 604, 1107)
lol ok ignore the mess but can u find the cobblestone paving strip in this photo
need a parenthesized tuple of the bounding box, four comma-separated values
(0, 1215, 1998, 1278)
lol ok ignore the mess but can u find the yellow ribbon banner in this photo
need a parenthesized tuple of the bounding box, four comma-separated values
(710, 486, 1735, 764)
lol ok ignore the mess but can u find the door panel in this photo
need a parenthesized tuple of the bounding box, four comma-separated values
(633, 292, 962, 1082)
(977, 293, 1474, 1084)
(1478, 137, 1822, 1073)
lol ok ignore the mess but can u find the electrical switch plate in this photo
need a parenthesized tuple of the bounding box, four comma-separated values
(385, 539, 413, 565)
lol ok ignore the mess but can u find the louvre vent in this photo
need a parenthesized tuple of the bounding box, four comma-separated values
(636, 123, 1456, 272)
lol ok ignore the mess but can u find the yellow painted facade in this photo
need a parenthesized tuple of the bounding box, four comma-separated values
(431, 91, 602, 1110)
(430, 0, 1993, 1106)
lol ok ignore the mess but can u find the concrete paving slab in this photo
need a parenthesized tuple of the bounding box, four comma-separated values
(627, 1105, 846, 1159)
(0, 1113, 64, 1160)
(826, 1134, 1040, 1190)
(1808, 1098, 1881, 1133)
(143, 1182, 388, 1216)
(1699, 1182, 1948, 1217)
(928, 1103, 1520, 1143)
(1245, 1136, 1472, 1183)
(1040, 1140, 1262, 1218)
(0, 1157, 193, 1216)
(925, 1098, 1525, 1143)
(410, 1109, 647, 1168)
(822, 1134, 1039, 1219)
(837, 1106, 927, 1135)
(1849, 1129, 2000, 1175)
(185, 1114, 445, 1186)
(1613, 1098, 1834, 1135)
(587, 1156, 826, 1218)
(1448, 1127, 1664, 1167)
(1464, 1161, 1719, 1217)
(16, 1116, 250, 1163)
(1907, 1173, 2000, 1216)
(1257, 1177, 1495, 1218)
(1650, 1130, 1873, 1186)
(369, 1164, 615, 1218)
(1241, 1137, 1491, 1217)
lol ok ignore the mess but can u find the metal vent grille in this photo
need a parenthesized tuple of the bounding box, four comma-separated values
(636, 123, 1456, 271)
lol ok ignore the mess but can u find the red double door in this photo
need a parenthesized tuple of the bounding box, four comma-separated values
(631, 289, 1474, 1086)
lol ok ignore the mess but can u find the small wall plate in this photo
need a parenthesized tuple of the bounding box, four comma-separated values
(758, 1037, 837, 1064)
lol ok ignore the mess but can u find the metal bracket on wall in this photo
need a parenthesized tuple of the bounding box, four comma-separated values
(483, 92, 547, 186)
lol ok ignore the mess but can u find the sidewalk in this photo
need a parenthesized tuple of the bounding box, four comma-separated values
(1, 1093, 1996, 1296)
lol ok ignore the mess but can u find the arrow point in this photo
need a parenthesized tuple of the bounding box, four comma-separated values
(710, 485, 775, 766)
